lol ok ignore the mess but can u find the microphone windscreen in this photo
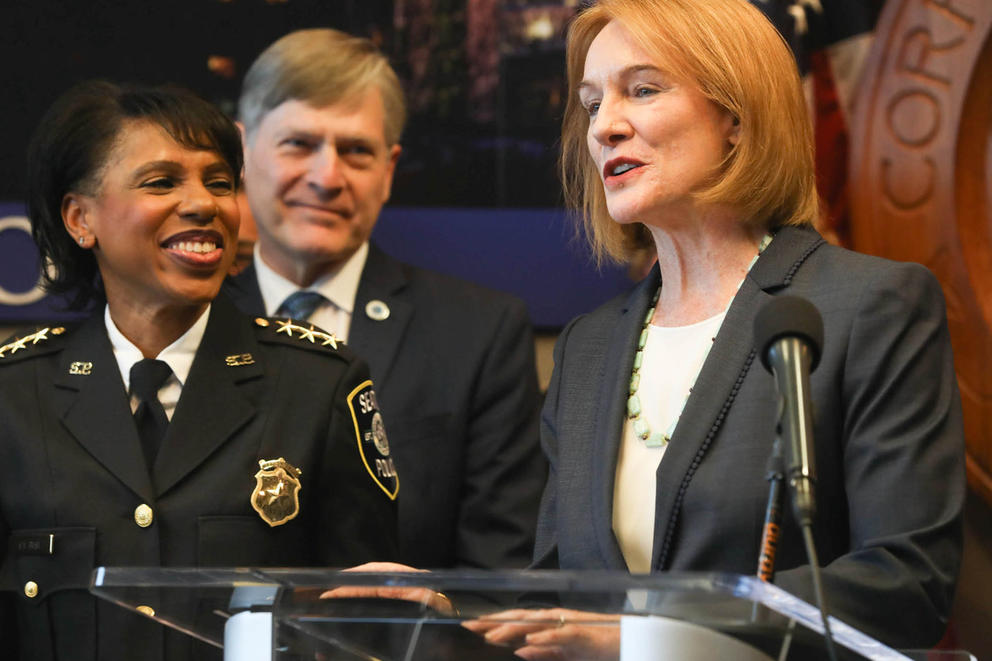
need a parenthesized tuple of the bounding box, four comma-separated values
(753, 296, 824, 372)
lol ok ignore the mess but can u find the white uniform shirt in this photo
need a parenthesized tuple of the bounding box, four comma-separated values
(106, 304, 209, 420)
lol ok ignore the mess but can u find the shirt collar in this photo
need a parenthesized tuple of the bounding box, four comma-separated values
(253, 241, 369, 316)
(105, 303, 210, 390)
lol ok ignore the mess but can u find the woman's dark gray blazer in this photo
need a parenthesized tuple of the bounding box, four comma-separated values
(535, 225, 965, 649)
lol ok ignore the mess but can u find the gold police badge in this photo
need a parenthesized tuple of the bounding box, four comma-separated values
(251, 458, 302, 527)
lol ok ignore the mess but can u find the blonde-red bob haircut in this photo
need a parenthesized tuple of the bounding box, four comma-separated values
(560, 0, 819, 264)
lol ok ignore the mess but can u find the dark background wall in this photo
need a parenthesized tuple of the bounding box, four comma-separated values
(0, 0, 633, 329)
(0, 0, 391, 200)
(0, 0, 570, 207)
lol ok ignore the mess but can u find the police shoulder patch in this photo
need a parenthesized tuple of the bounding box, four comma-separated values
(253, 317, 343, 354)
(0, 326, 69, 363)
(346, 379, 398, 500)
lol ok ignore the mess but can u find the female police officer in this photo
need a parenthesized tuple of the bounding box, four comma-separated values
(0, 81, 399, 660)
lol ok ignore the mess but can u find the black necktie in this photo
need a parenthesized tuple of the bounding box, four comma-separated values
(130, 359, 172, 470)
(278, 290, 326, 321)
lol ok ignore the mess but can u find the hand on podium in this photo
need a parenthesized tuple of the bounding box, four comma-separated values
(318, 562, 457, 616)
(462, 607, 620, 660)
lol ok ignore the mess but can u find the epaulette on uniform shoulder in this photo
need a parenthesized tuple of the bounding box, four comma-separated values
(251, 316, 346, 357)
(0, 325, 71, 364)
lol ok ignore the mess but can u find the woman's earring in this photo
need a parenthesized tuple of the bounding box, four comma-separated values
(78, 235, 88, 247)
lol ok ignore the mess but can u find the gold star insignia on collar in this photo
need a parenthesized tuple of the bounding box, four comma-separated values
(270, 319, 341, 349)
(5, 338, 28, 355)
(299, 325, 318, 343)
(0, 327, 60, 359)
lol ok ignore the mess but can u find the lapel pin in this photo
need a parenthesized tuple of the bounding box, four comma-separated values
(69, 361, 93, 375)
(365, 300, 390, 321)
(225, 353, 255, 367)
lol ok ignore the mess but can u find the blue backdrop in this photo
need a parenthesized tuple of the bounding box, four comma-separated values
(0, 202, 632, 329)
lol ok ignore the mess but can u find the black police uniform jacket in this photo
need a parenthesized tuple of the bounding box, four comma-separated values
(223, 243, 546, 570)
(0, 294, 399, 661)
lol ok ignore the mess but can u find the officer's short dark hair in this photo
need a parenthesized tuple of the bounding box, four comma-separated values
(27, 81, 244, 309)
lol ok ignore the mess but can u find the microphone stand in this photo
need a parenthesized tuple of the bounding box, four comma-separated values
(799, 520, 839, 661)
(766, 339, 839, 661)
(755, 438, 795, 659)
(757, 438, 785, 583)
(754, 296, 839, 661)
(773, 341, 839, 661)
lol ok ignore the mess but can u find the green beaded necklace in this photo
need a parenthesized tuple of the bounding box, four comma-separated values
(626, 233, 773, 447)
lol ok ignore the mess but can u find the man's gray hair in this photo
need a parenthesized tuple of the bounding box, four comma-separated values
(239, 28, 406, 146)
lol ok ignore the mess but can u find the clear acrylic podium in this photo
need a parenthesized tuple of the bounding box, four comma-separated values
(90, 567, 973, 661)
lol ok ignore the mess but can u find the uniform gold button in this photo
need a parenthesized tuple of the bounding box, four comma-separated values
(136, 605, 155, 617)
(134, 504, 154, 528)
(24, 581, 38, 598)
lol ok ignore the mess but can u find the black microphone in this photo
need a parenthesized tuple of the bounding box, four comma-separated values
(754, 296, 823, 526)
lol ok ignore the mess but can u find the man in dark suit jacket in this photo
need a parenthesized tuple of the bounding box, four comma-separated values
(224, 28, 545, 569)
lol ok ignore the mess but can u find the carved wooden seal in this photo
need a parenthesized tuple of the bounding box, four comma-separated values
(849, 0, 992, 505)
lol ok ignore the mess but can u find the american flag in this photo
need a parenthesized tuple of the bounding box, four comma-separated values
(750, 0, 885, 247)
